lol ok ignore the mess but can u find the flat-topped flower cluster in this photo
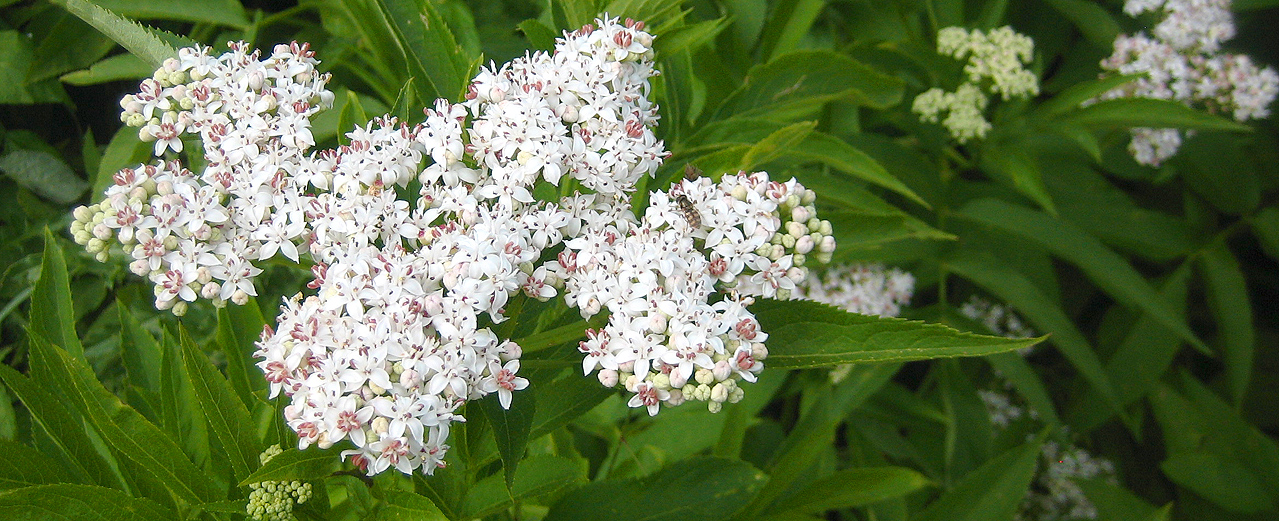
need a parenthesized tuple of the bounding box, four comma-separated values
(913, 26, 1040, 143)
(71, 16, 835, 476)
(1101, 0, 1279, 165)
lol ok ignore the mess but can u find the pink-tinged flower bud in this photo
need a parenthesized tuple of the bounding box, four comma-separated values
(665, 388, 685, 406)
(618, 360, 635, 374)
(598, 369, 619, 387)
(795, 235, 815, 254)
(712, 360, 732, 382)
(129, 259, 150, 276)
(501, 341, 522, 361)
(231, 289, 249, 306)
(201, 282, 221, 300)
(669, 370, 688, 389)
(791, 206, 811, 223)
(818, 235, 836, 253)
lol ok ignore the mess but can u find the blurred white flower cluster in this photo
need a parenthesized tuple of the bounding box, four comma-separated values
(913, 26, 1040, 143)
(559, 172, 837, 414)
(979, 390, 1116, 521)
(960, 296, 1036, 339)
(1102, 0, 1279, 165)
(246, 445, 312, 521)
(793, 263, 914, 317)
(72, 15, 837, 476)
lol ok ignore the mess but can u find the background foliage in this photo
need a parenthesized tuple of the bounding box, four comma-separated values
(1, 0, 1278, 519)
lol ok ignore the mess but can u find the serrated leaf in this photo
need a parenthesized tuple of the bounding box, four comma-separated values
(377, 0, 474, 102)
(1059, 98, 1252, 132)
(741, 121, 815, 169)
(794, 132, 927, 207)
(479, 388, 535, 490)
(914, 434, 1044, 521)
(27, 333, 221, 504)
(0, 439, 73, 490)
(715, 50, 904, 120)
(48, 0, 179, 68)
(179, 326, 259, 482)
(0, 365, 123, 489)
(31, 230, 82, 357)
(0, 483, 172, 520)
(377, 489, 448, 520)
(955, 198, 1208, 354)
(240, 447, 343, 485)
(118, 303, 162, 394)
(770, 467, 930, 514)
(464, 455, 587, 519)
(752, 299, 1042, 368)
(544, 457, 765, 521)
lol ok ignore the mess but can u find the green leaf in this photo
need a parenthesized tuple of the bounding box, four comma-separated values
(770, 467, 930, 514)
(376, 489, 449, 520)
(117, 303, 162, 393)
(1040, 0, 1121, 48)
(240, 447, 343, 485)
(0, 386, 13, 440)
(985, 352, 1060, 426)
(792, 132, 927, 207)
(744, 364, 899, 516)
(31, 230, 82, 358)
(1074, 478, 1161, 520)
(463, 455, 586, 518)
(756, 0, 825, 61)
(1162, 452, 1276, 513)
(752, 299, 1042, 368)
(955, 198, 1208, 354)
(338, 90, 370, 145)
(1044, 162, 1193, 261)
(0, 150, 88, 204)
(1059, 98, 1252, 132)
(92, 126, 150, 197)
(27, 333, 222, 504)
(945, 249, 1124, 422)
(529, 374, 614, 440)
(0, 365, 123, 489)
(376, 0, 475, 102)
(654, 17, 730, 57)
(0, 439, 73, 490)
(543, 457, 765, 521)
(47, 0, 180, 68)
(825, 209, 954, 253)
(479, 389, 535, 490)
(90, 0, 249, 28)
(741, 121, 816, 169)
(715, 50, 904, 120)
(0, 483, 172, 520)
(518, 19, 557, 51)
(914, 434, 1044, 521)
(1178, 132, 1261, 215)
(179, 326, 259, 482)
(1252, 206, 1279, 262)
(215, 300, 267, 411)
(1198, 243, 1254, 405)
(979, 145, 1055, 214)
(60, 53, 152, 86)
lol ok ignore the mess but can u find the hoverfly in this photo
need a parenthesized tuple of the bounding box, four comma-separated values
(673, 164, 702, 229)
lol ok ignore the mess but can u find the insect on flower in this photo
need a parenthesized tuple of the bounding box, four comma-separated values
(673, 164, 702, 229)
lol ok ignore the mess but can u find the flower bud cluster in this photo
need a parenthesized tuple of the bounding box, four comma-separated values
(914, 26, 1039, 143)
(246, 445, 312, 521)
(792, 263, 915, 318)
(71, 41, 334, 314)
(551, 172, 834, 415)
(1101, 0, 1278, 165)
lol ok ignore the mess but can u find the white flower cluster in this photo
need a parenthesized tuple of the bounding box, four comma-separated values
(555, 172, 837, 415)
(246, 445, 312, 521)
(960, 296, 1036, 340)
(792, 263, 914, 317)
(913, 26, 1039, 143)
(70, 41, 334, 316)
(979, 389, 1116, 521)
(1101, 0, 1279, 165)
